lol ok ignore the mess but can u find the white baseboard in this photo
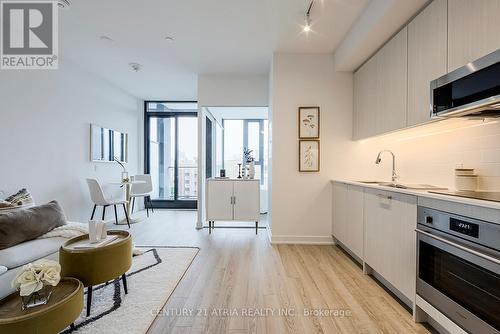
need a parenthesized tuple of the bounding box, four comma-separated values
(269, 234, 334, 245)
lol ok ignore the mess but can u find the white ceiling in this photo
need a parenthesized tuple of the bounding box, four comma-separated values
(59, 0, 368, 100)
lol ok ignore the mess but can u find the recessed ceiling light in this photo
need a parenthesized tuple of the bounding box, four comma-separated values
(99, 36, 114, 42)
(164, 36, 174, 41)
(57, 0, 71, 9)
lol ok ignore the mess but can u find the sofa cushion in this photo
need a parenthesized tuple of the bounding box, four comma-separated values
(0, 201, 66, 250)
(0, 237, 66, 269)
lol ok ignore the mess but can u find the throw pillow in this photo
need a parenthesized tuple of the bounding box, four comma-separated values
(0, 266, 6, 276)
(0, 201, 67, 250)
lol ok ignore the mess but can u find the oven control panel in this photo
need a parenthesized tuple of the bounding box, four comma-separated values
(450, 218, 479, 238)
(417, 206, 500, 251)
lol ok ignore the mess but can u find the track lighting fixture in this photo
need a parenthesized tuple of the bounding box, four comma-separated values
(303, 0, 314, 32)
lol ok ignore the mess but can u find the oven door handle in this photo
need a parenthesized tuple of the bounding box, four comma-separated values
(416, 228, 500, 265)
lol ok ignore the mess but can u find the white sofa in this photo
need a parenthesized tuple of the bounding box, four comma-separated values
(0, 237, 67, 299)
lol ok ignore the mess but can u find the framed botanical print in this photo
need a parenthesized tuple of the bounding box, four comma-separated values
(298, 107, 320, 139)
(299, 140, 320, 172)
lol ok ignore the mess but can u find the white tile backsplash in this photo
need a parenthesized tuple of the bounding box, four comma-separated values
(351, 119, 500, 191)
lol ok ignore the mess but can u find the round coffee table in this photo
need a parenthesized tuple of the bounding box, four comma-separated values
(0, 278, 83, 334)
(59, 230, 132, 316)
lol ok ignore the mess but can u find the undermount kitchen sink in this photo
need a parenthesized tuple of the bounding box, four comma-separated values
(356, 181, 447, 191)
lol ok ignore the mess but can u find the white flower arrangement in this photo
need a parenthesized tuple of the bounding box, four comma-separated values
(11, 259, 61, 296)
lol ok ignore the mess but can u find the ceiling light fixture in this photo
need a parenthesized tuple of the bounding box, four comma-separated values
(129, 62, 142, 72)
(164, 36, 174, 41)
(303, 0, 314, 32)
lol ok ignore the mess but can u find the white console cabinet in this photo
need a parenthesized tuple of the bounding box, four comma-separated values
(206, 179, 260, 234)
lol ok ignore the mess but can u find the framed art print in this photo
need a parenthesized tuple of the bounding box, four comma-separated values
(299, 140, 320, 172)
(298, 107, 320, 139)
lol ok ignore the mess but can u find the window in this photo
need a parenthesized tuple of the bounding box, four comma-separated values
(223, 119, 268, 185)
(145, 101, 198, 209)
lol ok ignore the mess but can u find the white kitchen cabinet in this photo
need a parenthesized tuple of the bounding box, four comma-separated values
(364, 188, 417, 301)
(448, 0, 500, 71)
(354, 27, 407, 139)
(346, 185, 364, 259)
(407, 0, 448, 126)
(332, 182, 348, 244)
(332, 182, 364, 260)
(376, 27, 408, 134)
(354, 56, 378, 139)
(206, 179, 260, 232)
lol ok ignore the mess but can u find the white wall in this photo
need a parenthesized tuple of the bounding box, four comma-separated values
(0, 59, 140, 222)
(198, 75, 269, 107)
(348, 119, 500, 190)
(268, 53, 500, 244)
(269, 53, 355, 244)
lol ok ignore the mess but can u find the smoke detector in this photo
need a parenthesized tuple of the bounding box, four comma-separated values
(129, 62, 142, 72)
(57, 0, 71, 9)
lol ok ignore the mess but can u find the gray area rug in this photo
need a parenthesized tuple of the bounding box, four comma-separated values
(62, 247, 199, 334)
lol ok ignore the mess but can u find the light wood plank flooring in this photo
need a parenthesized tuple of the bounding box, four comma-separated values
(114, 210, 433, 334)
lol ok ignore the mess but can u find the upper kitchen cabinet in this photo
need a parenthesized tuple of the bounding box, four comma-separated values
(354, 55, 378, 139)
(354, 28, 407, 139)
(407, 0, 448, 126)
(448, 0, 500, 71)
(376, 27, 408, 134)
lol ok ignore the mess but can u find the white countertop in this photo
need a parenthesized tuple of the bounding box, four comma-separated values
(332, 179, 500, 211)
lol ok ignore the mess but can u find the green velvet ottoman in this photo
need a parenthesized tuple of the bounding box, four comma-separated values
(59, 230, 132, 316)
(0, 278, 83, 334)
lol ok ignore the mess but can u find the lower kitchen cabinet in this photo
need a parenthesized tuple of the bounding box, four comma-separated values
(332, 182, 417, 303)
(364, 188, 417, 302)
(332, 182, 364, 260)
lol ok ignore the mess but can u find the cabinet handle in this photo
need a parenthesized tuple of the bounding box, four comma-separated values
(230, 196, 234, 204)
(377, 194, 392, 200)
(233, 196, 236, 205)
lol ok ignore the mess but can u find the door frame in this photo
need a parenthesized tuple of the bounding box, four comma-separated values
(144, 101, 198, 209)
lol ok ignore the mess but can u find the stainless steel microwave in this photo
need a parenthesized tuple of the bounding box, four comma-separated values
(430, 49, 500, 119)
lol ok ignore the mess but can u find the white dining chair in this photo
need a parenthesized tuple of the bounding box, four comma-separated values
(130, 174, 154, 217)
(86, 178, 130, 228)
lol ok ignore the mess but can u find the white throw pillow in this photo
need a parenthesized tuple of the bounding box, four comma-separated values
(0, 266, 7, 276)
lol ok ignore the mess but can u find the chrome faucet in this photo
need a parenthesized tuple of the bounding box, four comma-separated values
(375, 150, 399, 183)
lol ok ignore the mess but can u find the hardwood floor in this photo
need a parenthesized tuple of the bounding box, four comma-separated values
(113, 210, 432, 334)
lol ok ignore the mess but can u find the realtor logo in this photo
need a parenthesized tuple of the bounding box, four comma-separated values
(1, 1, 58, 69)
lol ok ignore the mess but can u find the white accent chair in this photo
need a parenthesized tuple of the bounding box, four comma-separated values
(86, 178, 130, 228)
(131, 174, 154, 217)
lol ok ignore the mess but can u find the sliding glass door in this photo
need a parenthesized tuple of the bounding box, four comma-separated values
(145, 102, 198, 209)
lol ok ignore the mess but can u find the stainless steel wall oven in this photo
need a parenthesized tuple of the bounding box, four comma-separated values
(416, 207, 500, 334)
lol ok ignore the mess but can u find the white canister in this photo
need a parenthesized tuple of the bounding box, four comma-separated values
(455, 175, 478, 191)
(249, 161, 255, 179)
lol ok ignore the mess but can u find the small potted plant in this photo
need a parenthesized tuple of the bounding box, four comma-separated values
(11, 259, 61, 309)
